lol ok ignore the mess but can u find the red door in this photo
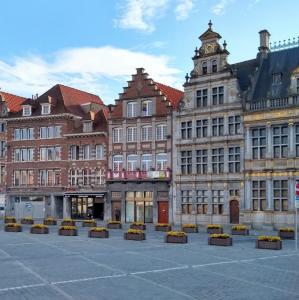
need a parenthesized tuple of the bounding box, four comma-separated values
(158, 201, 168, 223)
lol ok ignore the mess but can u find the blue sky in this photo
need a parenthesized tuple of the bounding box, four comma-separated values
(0, 0, 298, 104)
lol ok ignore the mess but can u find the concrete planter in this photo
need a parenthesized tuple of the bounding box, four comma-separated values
(5, 225, 22, 232)
(165, 235, 188, 244)
(21, 219, 34, 225)
(82, 221, 97, 227)
(231, 229, 249, 236)
(182, 227, 198, 233)
(155, 225, 172, 232)
(124, 232, 146, 241)
(89, 230, 109, 238)
(207, 228, 223, 234)
(30, 227, 49, 234)
(61, 221, 75, 226)
(130, 224, 146, 230)
(208, 237, 232, 246)
(107, 223, 122, 229)
(44, 220, 57, 226)
(278, 231, 295, 240)
(59, 229, 78, 236)
(256, 240, 282, 250)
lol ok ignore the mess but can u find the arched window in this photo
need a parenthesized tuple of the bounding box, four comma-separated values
(127, 154, 138, 171)
(156, 153, 167, 170)
(202, 62, 207, 75)
(113, 155, 123, 171)
(141, 154, 152, 171)
(212, 60, 217, 73)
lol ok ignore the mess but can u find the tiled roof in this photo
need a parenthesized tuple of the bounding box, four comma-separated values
(155, 82, 183, 109)
(0, 91, 26, 113)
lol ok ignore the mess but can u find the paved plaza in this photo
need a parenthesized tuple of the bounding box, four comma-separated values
(0, 222, 298, 300)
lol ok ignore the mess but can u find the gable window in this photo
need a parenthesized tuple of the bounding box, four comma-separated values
(196, 89, 208, 107)
(141, 125, 152, 141)
(113, 128, 123, 143)
(22, 105, 32, 117)
(212, 86, 224, 105)
(141, 100, 153, 117)
(127, 102, 137, 118)
(202, 62, 207, 75)
(156, 124, 167, 140)
(41, 104, 50, 115)
(127, 154, 138, 171)
(95, 144, 104, 160)
(113, 155, 123, 171)
(83, 121, 93, 133)
(127, 127, 137, 142)
(212, 60, 217, 73)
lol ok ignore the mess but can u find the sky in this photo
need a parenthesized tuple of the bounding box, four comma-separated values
(0, 0, 298, 104)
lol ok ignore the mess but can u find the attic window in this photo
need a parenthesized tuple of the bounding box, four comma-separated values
(272, 73, 282, 84)
(83, 121, 93, 133)
(41, 104, 51, 115)
(22, 105, 32, 117)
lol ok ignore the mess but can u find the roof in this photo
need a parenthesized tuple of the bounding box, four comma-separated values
(0, 91, 26, 113)
(155, 82, 183, 108)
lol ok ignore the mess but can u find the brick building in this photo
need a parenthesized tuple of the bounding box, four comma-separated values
(106, 68, 183, 223)
(5, 84, 108, 220)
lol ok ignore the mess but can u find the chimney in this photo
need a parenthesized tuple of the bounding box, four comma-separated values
(258, 29, 271, 57)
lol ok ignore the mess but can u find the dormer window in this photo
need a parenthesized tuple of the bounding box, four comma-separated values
(41, 104, 51, 115)
(141, 100, 153, 117)
(202, 62, 207, 75)
(272, 73, 282, 84)
(212, 60, 217, 73)
(22, 105, 32, 117)
(83, 121, 93, 133)
(127, 101, 137, 118)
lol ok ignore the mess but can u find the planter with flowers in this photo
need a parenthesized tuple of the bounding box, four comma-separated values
(44, 217, 57, 226)
(89, 227, 109, 238)
(256, 236, 282, 250)
(130, 222, 146, 230)
(21, 217, 34, 225)
(207, 224, 223, 234)
(30, 224, 49, 234)
(4, 216, 16, 223)
(278, 228, 295, 240)
(124, 229, 146, 241)
(208, 234, 232, 246)
(5, 223, 22, 232)
(82, 219, 97, 227)
(182, 224, 198, 233)
(107, 221, 122, 229)
(155, 223, 172, 232)
(165, 231, 188, 244)
(61, 218, 75, 226)
(231, 225, 249, 236)
(59, 226, 78, 236)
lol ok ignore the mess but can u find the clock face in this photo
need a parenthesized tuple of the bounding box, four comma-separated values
(204, 43, 215, 54)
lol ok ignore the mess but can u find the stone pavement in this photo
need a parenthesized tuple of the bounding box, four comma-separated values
(0, 221, 298, 300)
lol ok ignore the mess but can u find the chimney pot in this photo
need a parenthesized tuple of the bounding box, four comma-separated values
(259, 29, 271, 52)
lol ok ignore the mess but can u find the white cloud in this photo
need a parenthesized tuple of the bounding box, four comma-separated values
(0, 46, 182, 103)
(211, 0, 235, 15)
(175, 0, 194, 20)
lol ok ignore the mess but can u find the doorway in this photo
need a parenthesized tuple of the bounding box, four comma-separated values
(111, 201, 121, 221)
(158, 201, 169, 224)
(229, 200, 239, 224)
(93, 203, 104, 220)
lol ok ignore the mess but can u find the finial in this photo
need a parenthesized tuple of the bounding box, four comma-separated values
(185, 73, 190, 83)
(208, 20, 212, 30)
(223, 40, 227, 49)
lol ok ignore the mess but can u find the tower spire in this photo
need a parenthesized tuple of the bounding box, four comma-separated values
(208, 20, 212, 30)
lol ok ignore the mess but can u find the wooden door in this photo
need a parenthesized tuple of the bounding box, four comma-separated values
(230, 200, 239, 224)
(158, 201, 168, 224)
(111, 201, 121, 221)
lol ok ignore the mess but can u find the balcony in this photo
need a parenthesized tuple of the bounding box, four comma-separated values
(106, 169, 171, 181)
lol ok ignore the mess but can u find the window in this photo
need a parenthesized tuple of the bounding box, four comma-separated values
(0, 141, 6, 158)
(181, 190, 192, 214)
(181, 150, 192, 174)
(70, 169, 79, 186)
(228, 147, 240, 173)
(113, 155, 123, 171)
(39, 147, 60, 161)
(141, 154, 152, 171)
(70, 145, 79, 160)
(127, 102, 137, 118)
(252, 127, 266, 159)
(0, 123, 6, 132)
(14, 148, 34, 162)
(82, 145, 91, 160)
(0, 166, 5, 184)
(95, 144, 104, 160)
(181, 121, 192, 139)
(156, 124, 167, 140)
(272, 73, 282, 84)
(156, 153, 167, 170)
(212, 190, 224, 214)
(212, 148, 224, 173)
(202, 62, 207, 75)
(212, 86, 224, 105)
(22, 105, 32, 116)
(127, 154, 138, 171)
(113, 128, 123, 143)
(127, 127, 137, 142)
(83, 169, 91, 186)
(196, 119, 208, 138)
(14, 128, 34, 140)
(13, 170, 34, 186)
(39, 169, 60, 186)
(41, 104, 50, 115)
(141, 100, 153, 117)
(228, 115, 241, 135)
(273, 125, 288, 158)
(196, 149, 208, 174)
(141, 126, 152, 141)
(196, 89, 208, 107)
(252, 180, 266, 211)
(296, 124, 299, 157)
(212, 117, 224, 136)
(273, 180, 288, 211)
(83, 121, 93, 133)
(229, 189, 239, 197)
(95, 168, 105, 186)
(212, 60, 217, 73)
(196, 190, 208, 214)
(40, 126, 61, 139)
